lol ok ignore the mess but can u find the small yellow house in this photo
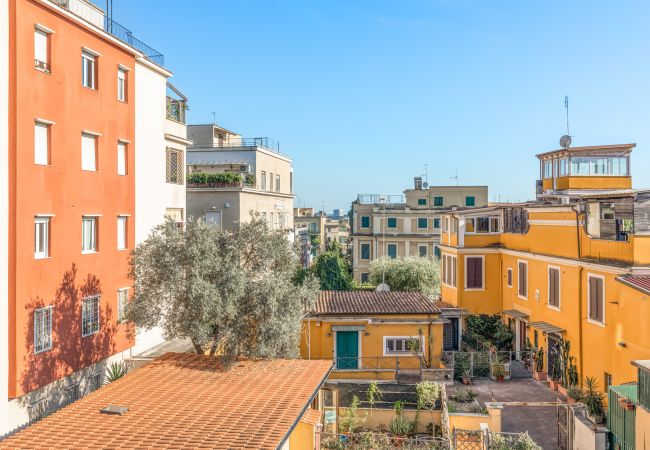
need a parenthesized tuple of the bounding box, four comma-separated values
(301, 290, 450, 381)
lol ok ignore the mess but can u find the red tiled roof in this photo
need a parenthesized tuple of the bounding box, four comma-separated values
(300, 409, 322, 426)
(1, 353, 333, 449)
(617, 275, 650, 295)
(313, 290, 440, 315)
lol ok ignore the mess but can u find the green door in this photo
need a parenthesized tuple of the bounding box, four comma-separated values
(336, 331, 358, 369)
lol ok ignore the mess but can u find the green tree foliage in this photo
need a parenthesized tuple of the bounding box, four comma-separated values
(127, 217, 319, 359)
(368, 256, 440, 296)
(312, 246, 353, 290)
(465, 314, 514, 350)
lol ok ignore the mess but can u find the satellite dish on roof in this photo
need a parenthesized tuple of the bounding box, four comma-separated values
(375, 283, 390, 292)
(423, 182, 429, 189)
(560, 135, 572, 149)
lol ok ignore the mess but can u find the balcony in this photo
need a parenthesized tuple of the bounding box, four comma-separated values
(166, 97, 186, 124)
(357, 194, 405, 205)
(196, 138, 288, 157)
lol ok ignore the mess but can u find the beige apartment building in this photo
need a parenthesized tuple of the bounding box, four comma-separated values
(293, 208, 351, 259)
(351, 178, 488, 283)
(186, 124, 294, 233)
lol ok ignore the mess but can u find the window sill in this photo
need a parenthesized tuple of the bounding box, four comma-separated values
(117, 98, 127, 104)
(82, 250, 98, 255)
(465, 288, 485, 292)
(34, 255, 52, 260)
(34, 66, 51, 75)
(34, 347, 52, 355)
(82, 85, 98, 92)
(587, 319, 605, 328)
(81, 169, 98, 172)
(517, 295, 528, 301)
(547, 305, 561, 312)
(34, 162, 51, 167)
(82, 332, 99, 338)
(442, 283, 457, 290)
(117, 248, 128, 251)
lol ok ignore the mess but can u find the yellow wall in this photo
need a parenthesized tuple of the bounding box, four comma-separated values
(342, 407, 441, 433)
(288, 420, 315, 449)
(555, 176, 632, 190)
(448, 405, 501, 432)
(636, 406, 650, 450)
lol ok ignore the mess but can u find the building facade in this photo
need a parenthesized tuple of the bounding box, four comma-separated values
(439, 144, 650, 390)
(186, 124, 294, 234)
(1, 0, 179, 434)
(351, 180, 488, 283)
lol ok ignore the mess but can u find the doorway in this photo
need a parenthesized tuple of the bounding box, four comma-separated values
(336, 331, 358, 369)
(443, 317, 460, 351)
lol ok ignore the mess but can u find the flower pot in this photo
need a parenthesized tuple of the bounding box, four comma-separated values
(567, 397, 576, 404)
(497, 375, 505, 382)
(624, 402, 635, 411)
(533, 371, 547, 382)
(462, 376, 472, 385)
(557, 384, 568, 397)
(549, 379, 560, 391)
(588, 413, 604, 425)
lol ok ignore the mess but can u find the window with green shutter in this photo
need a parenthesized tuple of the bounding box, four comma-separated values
(361, 216, 370, 228)
(417, 218, 428, 229)
(417, 198, 427, 206)
(387, 218, 397, 228)
(360, 243, 371, 260)
(434, 218, 440, 228)
(465, 196, 476, 207)
(387, 244, 397, 258)
(434, 197, 443, 207)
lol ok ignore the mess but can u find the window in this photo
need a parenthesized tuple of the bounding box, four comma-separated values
(361, 216, 370, 228)
(90, 372, 102, 392)
(82, 216, 97, 253)
(434, 196, 443, 207)
(64, 383, 81, 405)
(387, 243, 397, 258)
(34, 121, 50, 165)
(442, 254, 457, 287)
(466, 216, 500, 234)
(165, 208, 184, 228)
(518, 261, 528, 298)
(269, 173, 273, 191)
(476, 217, 489, 233)
(205, 211, 222, 228)
(588, 274, 604, 324)
(117, 216, 127, 250)
(543, 160, 553, 179)
(570, 156, 629, 176)
(34, 306, 52, 353)
(117, 142, 127, 175)
(34, 217, 50, 259)
(417, 218, 428, 229)
(507, 268, 513, 288)
(534, 330, 539, 349)
(559, 158, 569, 176)
(34, 28, 50, 72)
(360, 243, 371, 260)
(82, 295, 100, 337)
(117, 288, 128, 322)
(443, 217, 449, 232)
(81, 50, 96, 89)
(433, 218, 440, 229)
(275, 174, 280, 192)
(29, 399, 48, 421)
(548, 267, 560, 309)
(165, 148, 184, 184)
(465, 196, 475, 207)
(604, 373, 612, 391)
(465, 256, 484, 290)
(434, 246, 441, 258)
(261, 171, 266, 191)
(417, 198, 427, 206)
(117, 67, 126, 101)
(361, 272, 369, 284)
(81, 133, 97, 171)
(384, 336, 422, 355)
(387, 217, 397, 229)
(418, 244, 427, 257)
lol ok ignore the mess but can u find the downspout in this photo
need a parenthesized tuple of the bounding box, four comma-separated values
(573, 204, 585, 385)
(428, 318, 433, 368)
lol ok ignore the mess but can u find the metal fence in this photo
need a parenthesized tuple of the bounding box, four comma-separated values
(321, 432, 450, 449)
(443, 350, 534, 380)
(335, 356, 421, 371)
(452, 429, 541, 450)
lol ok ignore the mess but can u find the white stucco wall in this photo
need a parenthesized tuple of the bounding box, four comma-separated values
(133, 60, 186, 355)
(0, 0, 10, 433)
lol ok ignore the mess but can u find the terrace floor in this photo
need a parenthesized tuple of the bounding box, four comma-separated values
(449, 378, 567, 450)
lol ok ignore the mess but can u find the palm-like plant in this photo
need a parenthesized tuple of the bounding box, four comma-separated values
(583, 377, 605, 420)
(105, 361, 129, 384)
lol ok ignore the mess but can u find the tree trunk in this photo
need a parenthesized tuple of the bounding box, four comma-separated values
(190, 337, 204, 354)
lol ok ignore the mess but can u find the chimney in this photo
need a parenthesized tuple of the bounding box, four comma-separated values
(414, 177, 422, 190)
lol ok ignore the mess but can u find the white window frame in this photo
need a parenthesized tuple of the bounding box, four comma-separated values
(34, 119, 52, 165)
(547, 265, 561, 311)
(204, 210, 223, 229)
(418, 243, 428, 258)
(386, 243, 398, 259)
(442, 253, 457, 289)
(81, 50, 96, 89)
(383, 336, 425, 356)
(82, 216, 98, 254)
(34, 26, 51, 72)
(464, 255, 485, 291)
(117, 288, 129, 323)
(34, 216, 50, 259)
(261, 171, 266, 191)
(587, 273, 606, 327)
(81, 132, 98, 171)
(517, 260, 528, 300)
(81, 295, 100, 337)
(116, 216, 127, 250)
(506, 267, 513, 288)
(117, 67, 126, 102)
(465, 215, 501, 234)
(117, 141, 127, 175)
(34, 306, 53, 353)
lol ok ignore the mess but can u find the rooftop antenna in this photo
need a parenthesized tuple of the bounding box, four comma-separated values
(450, 168, 459, 187)
(560, 96, 572, 149)
(422, 164, 429, 189)
(211, 112, 216, 124)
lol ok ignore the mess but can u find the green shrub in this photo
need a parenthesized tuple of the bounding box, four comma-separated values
(105, 361, 129, 383)
(187, 172, 208, 184)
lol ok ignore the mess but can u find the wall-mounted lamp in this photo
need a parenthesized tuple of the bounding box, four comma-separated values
(364, 332, 370, 336)
(618, 342, 627, 348)
(326, 333, 332, 337)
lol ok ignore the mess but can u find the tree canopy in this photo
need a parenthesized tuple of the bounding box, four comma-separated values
(368, 256, 440, 296)
(127, 217, 319, 358)
(310, 240, 353, 290)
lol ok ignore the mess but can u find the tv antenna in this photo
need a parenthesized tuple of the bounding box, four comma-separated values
(422, 164, 429, 189)
(450, 168, 459, 186)
(212, 112, 217, 124)
(560, 96, 572, 149)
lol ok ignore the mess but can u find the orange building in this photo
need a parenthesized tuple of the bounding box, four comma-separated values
(1, 0, 172, 433)
(439, 143, 650, 391)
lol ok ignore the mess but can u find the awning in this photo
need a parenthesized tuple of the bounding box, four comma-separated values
(502, 309, 529, 319)
(331, 325, 366, 332)
(529, 321, 564, 335)
(439, 308, 470, 316)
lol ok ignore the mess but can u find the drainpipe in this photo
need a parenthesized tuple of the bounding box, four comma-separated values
(428, 319, 433, 368)
(573, 204, 585, 385)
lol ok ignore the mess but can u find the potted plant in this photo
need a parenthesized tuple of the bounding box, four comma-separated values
(388, 400, 415, 438)
(491, 359, 506, 382)
(583, 377, 605, 425)
(532, 347, 547, 381)
(619, 397, 635, 411)
(566, 386, 583, 404)
(462, 366, 472, 385)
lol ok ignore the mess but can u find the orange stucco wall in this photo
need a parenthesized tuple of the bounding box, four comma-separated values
(9, 0, 135, 397)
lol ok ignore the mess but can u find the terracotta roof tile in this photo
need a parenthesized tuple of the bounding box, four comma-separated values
(617, 275, 650, 295)
(0, 353, 332, 449)
(300, 409, 322, 426)
(313, 290, 440, 315)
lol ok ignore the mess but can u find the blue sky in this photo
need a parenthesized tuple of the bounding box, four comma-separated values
(110, 0, 650, 212)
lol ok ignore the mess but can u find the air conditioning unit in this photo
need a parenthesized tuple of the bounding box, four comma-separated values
(34, 59, 49, 73)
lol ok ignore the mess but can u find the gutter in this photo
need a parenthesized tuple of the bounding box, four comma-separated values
(276, 363, 334, 450)
(573, 203, 585, 386)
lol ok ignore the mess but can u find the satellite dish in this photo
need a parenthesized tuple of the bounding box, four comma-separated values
(560, 135, 572, 149)
(375, 283, 390, 292)
(422, 182, 429, 189)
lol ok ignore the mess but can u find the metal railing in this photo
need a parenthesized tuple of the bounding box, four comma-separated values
(322, 432, 450, 450)
(166, 97, 186, 124)
(357, 194, 406, 205)
(443, 350, 534, 380)
(334, 356, 421, 371)
(104, 18, 165, 66)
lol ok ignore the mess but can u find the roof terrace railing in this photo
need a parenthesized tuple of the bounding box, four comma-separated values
(357, 194, 406, 205)
(198, 138, 286, 156)
(104, 18, 165, 67)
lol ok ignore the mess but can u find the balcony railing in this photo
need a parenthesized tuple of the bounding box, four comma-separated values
(200, 138, 286, 156)
(186, 181, 256, 189)
(357, 194, 405, 205)
(166, 97, 186, 124)
(334, 355, 422, 371)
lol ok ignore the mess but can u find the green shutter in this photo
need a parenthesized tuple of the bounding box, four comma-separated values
(418, 218, 428, 229)
(418, 198, 427, 205)
(466, 196, 476, 206)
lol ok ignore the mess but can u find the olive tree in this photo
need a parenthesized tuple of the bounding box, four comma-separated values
(127, 217, 318, 359)
(368, 256, 440, 296)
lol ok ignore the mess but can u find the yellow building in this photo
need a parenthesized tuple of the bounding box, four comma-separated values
(439, 143, 650, 390)
(351, 179, 488, 283)
(301, 290, 455, 382)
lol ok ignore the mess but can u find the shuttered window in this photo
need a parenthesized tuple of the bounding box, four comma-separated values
(81, 133, 97, 171)
(588, 275, 604, 324)
(548, 267, 560, 308)
(518, 261, 527, 298)
(34, 122, 49, 165)
(117, 142, 127, 175)
(442, 254, 457, 287)
(466, 256, 483, 289)
(507, 268, 513, 288)
(360, 243, 370, 260)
